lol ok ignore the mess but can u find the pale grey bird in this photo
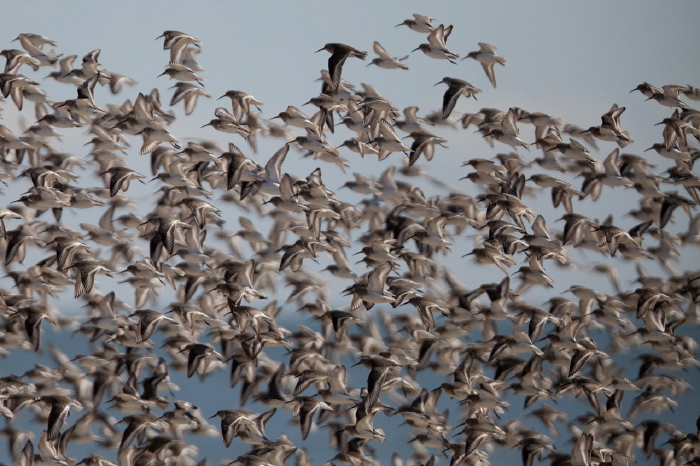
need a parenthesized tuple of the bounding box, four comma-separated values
(219, 90, 264, 123)
(366, 41, 409, 70)
(169, 81, 211, 114)
(462, 42, 507, 88)
(128, 309, 178, 343)
(412, 24, 459, 63)
(396, 14, 437, 33)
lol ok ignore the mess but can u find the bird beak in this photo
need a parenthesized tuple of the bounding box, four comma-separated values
(411, 47, 420, 53)
(217, 95, 225, 100)
(315, 47, 325, 53)
(433, 81, 442, 86)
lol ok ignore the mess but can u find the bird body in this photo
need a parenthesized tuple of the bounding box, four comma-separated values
(316, 43, 367, 92)
(413, 24, 459, 63)
(367, 41, 409, 70)
(435, 77, 482, 119)
(463, 42, 507, 88)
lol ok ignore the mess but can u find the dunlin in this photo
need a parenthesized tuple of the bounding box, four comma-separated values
(462, 42, 507, 88)
(316, 43, 368, 92)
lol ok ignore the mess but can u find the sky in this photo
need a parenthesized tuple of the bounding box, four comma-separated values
(1, 1, 700, 465)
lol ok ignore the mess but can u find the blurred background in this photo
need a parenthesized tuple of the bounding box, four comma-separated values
(1, 1, 699, 465)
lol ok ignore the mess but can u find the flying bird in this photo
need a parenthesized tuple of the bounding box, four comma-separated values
(463, 42, 507, 88)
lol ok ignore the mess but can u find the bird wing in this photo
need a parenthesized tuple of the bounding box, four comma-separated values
(278, 173, 295, 200)
(427, 24, 446, 48)
(481, 62, 497, 88)
(221, 416, 236, 447)
(442, 82, 463, 120)
(47, 401, 70, 440)
(413, 13, 434, 24)
(373, 41, 391, 59)
(182, 89, 205, 115)
(478, 42, 498, 54)
(264, 143, 290, 184)
(367, 262, 392, 292)
(501, 108, 519, 136)
(58, 54, 77, 73)
(603, 148, 621, 176)
(328, 50, 349, 92)
(531, 215, 550, 239)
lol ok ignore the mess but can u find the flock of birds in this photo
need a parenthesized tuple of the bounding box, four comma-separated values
(0, 13, 700, 466)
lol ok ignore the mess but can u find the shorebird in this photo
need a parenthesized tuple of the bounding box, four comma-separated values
(0, 207, 22, 238)
(158, 66, 205, 85)
(480, 107, 530, 150)
(288, 396, 333, 440)
(462, 42, 507, 88)
(644, 84, 689, 108)
(316, 43, 367, 93)
(128, 309, 178, 343)
(245, 142, 290, 198)
(137, 126, 182, 154)
(655, 108, 700, 151)
(270, 105, 318, 132)
(68, 259, 113, 297)
(1, 49, 41, 74)
(33, 395, 83, 440)
(209, 409, 259, 447)
(17, 306, 56, 351)
(407, 131, 448, 166)
(182, 343, 223, 379)
(396, 14, 437, 33)
(412, 24, 459, 63)
(12, 33, 60, 68)
(395, 106, 434, 134)
(169, 81, 211, 115)
(435, 77, 482, 119)
(366, 42, 409, 70)
(293, 129, 349, 172)
(343, 261, 396, 310)
(101, 167, 146, 197)
(583, 104, 634, 148)
(0, 73, 39, 110)
(219, 90, 264, 122)
(201, 107, 252, 140)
